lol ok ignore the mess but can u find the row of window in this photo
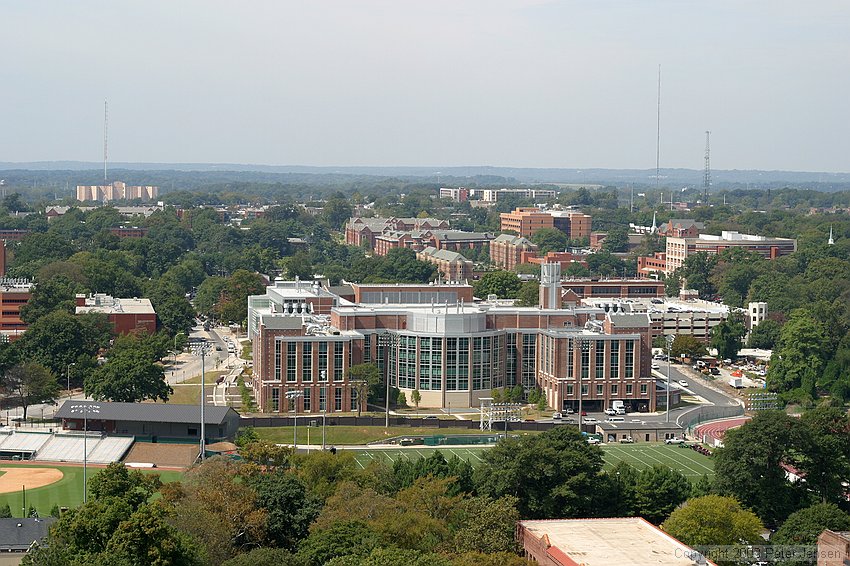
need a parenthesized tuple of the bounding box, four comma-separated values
(565, 382, 649, 397)
(273, 340, 349, 383)
(268, 386, 358, 412)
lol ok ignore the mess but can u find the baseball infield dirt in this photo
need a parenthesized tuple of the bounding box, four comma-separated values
(0, 467, 64, 494)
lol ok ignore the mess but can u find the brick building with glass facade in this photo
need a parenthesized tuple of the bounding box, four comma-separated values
(247, 276, 654, 414)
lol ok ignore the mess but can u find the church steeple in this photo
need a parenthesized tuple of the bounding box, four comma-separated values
(828, 225, 835, 246)
(650, 211, 657, 234)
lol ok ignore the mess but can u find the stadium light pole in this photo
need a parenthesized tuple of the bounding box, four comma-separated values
(66, 363, 76, 399)
(666, 334, 675, 423)
(70, 403, 100, 504)
(191, 342, 212, 461)
(286, 390, 303, 449)
(576, 337, 589, 430)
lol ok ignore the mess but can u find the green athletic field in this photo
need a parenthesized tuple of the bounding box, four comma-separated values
(0, 462, 183, 517)
(346, 443, 714, 479)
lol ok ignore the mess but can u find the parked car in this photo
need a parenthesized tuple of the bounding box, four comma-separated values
(583, 417, 598, 424)
(710, 367, 720, 375)
(679, 380, 689, 387)
(604, 408, 617, 416)
(565, 407, 575, 414)
(587, 438, 601, 445)
(619, 436, 634, 444)
(651, 364, 660, 370)
(580, 410, 588, 416)
(665, 437, 685, 445)
(422, 415, 438, 420)
(552, 412, 563, 420)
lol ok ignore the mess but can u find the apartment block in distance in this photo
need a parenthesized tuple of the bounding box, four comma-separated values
(439, 187, 469, 202)
(0, 278, 33, 340)
(500, 207, 554, 238)
(247, 270, 655, 414)
(75, 294, 157, 334)
(76, 181, 159, 203)
(490, 234, 538, 270)
(550, 210, 592, 240)
(665, 231, 797, 274)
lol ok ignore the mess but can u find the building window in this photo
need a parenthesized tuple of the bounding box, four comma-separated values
(334, 343, 344, 381)
(595, 340, 605, 379)
(319, 342, 328, 380)
(581, 384, 589, 396)
(271, 388, 280, 412)
(302, 342, 312, 382)
(319, 387, 327, 411)
(596, 384, 603, 396)
(566, 383, 574, 396)
(492, 335, 503, 389)
(287, 342, 297, 382)
(522, 334, 536, 391)
(303, 388, 311, 411)
(506, 334, 517, 387)
(363, 334, 371, 364)
(274, 341, 282, 381)
(640, 383, 648, 395)
(626, 384, 633, 395)
(625, 342, 634, 379)
(610, 341, 620, 379)
(567, 338, 573, 378)
(580, 341, 590, 379)
(473, 336, 492, 391)
(335, 387, 342, 411)
(350, 389, 358, 411)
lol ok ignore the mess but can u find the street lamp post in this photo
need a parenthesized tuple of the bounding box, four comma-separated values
(380, 333, 397, 428)
(173, 332, 185, 364)
(69, 403, 101, 504)
(285, 390, 304, 449)
(321, 410, 327, 450)
(666, 334, 675, 423)
(191, 342, 212, 461)
(66, 363, 76, 399)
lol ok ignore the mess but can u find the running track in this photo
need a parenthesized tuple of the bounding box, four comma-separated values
(694, 417, 750, 444)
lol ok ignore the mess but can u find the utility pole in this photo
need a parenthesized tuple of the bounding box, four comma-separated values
(655, 64, 662, 192)
(703, 131, 711, 202)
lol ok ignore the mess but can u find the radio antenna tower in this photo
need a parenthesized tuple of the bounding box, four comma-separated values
(655, 65, 661, 191)
(103, 100, 109, 182)
(703, 130, 711, 201)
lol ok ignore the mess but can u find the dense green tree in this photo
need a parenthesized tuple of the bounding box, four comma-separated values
(670, 335, 708, 360)
(392, 451, 474, 495)
(514, 280, 539, 307)
(3, 362, 59, 420)
(631, 465, 692, 524)
(661, 495, 764, 565)
(585, 250, 627, 277)
(296, 520, 381, 566)
(86, 349, 171, 403)
(102, 503, 203, 566)
(767, 309, 829, 397)
(88, 462, 163, 511)
(710, 317, 746, 361)
(322, 195, 354, 230)
(796, 407, 850, 504)
(19, 275, 83, 324)
(17, 311, 108, 377)
(530, 228, 568, 254)
(221, 547, 308, 566)
(747, 319, 781, 350)
(601, 227, 629, 253)
(713, 411, 806, 526)
(449, 495, 520, 554)
(245, 470, 322, 551)
(474, 426, 604, 519)
(771, 503, 850, 548)
(473, 271, 521, 299)
(194, 276, 228, 318)
(674, 252, 717, 297)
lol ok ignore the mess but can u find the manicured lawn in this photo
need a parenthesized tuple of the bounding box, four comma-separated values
(255, 425, 498, 445)
(345, 442, 715, 479)
(0, 462, 183, 517)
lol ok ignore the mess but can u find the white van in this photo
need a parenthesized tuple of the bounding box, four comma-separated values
(606, 416, 625, 423)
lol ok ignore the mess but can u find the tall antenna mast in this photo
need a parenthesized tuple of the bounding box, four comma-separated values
(103, 100, 109, 183)
(655, 64, 661, 192)
(703, 130, 711, 201)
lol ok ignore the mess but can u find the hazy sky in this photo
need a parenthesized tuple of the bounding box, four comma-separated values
(2, 1, 849, 171)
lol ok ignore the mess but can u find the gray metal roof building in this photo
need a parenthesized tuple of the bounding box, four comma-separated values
(55, 401, 241, 441)
(0, 517, 55, 553)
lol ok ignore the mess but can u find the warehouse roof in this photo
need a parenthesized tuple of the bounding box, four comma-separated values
(55, 401, 238, 425)
(0, 518, 55, 552)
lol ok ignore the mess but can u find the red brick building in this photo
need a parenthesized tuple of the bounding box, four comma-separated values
(499, 207, 554, 238)
(247, 277, 654, 413)
(490, 234, 538, 270)
(637, 252, 667, 279)
(75, 294, 157, 334)
(109, 226, 149, 239)
(344, 217, 450, 249)
(0, 279, 32, 340)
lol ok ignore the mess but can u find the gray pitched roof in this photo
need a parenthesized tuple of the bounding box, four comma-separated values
(0, 518, 55, 551)
(55, 401, 239, 425)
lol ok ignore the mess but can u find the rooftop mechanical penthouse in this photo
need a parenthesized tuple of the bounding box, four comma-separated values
(247, 268, 655, 414)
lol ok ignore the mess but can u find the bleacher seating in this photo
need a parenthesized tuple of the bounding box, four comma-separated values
(0, 432, 53, 455)
(86, 436, 135, 463)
